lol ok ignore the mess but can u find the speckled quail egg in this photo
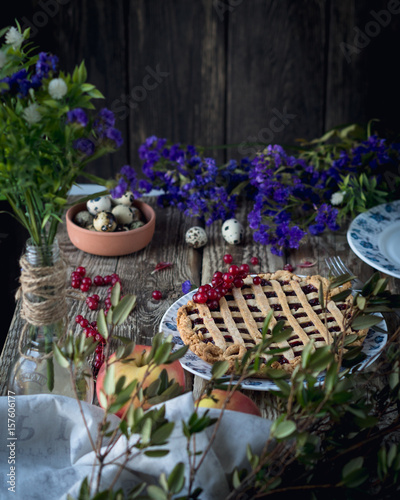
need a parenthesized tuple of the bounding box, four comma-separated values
(129, 220, 145, 230)
(112, 191, 134, 206)
(185, 226, 208, 248)
(74, 210, 93, 228)
(111, 205, 140, 225)
(87, 195, 112, 216)
(221, 218, 244, 245)
(93, 211, 117, 232)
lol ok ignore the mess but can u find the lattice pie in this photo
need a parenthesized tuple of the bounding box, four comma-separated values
(177, 271, 365, 375)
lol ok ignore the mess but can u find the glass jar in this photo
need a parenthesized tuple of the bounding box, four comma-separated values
(7, 239, 94, 403)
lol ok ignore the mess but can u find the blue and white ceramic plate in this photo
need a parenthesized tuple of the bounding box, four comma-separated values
(347, 200, 400, 279)
(160, 290, 388, 391)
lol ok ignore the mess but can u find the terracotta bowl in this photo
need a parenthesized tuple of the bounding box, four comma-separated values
(66, 200, 156, 256)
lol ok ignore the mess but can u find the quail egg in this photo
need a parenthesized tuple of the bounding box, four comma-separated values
(93, 211, 117, 232)
(185, 226, 208, 248)
(74, 210, 93, 228)
(87, 195, 112, 216)
(112, 191, 134, 206)
(111, 205, 141, 225)
(221, 218, 244, 245)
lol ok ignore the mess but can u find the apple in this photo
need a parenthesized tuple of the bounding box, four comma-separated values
(196, 388, 261, 417)
(96, 344, 185, 418)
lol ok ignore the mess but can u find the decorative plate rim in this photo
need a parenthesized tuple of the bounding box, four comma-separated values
(160, 289, 388, 392)
(347, 200, 400, 279)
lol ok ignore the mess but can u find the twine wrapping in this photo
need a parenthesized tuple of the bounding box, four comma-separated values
(15, 251, 85, 361)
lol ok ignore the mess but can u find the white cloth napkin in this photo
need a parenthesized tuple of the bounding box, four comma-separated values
(0, 393, 272, 499)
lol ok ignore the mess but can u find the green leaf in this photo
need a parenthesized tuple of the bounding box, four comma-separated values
(112, 294, 137, 326)
(144, 449, 170, 458)
(318, 281, 325, 309)
(211, 360, 230, 379)
(301, 340, 314, 368)
(147, 485, 168, 500)
(53, 343, 70, 369)
(351, 314, 382, 330)
(273, 420, 296, 439)
(103, 363, 116, 396)
(111, 282, 121, 306)
(97, 309, 108, 340)
(330, 273, 356, 288)
(167, 462, 185, 494)
(262, 310, 274, 337)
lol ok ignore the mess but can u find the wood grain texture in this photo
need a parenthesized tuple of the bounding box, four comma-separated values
(227, 0, 328, 161)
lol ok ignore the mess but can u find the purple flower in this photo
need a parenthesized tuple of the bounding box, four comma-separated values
(73, 138, 95, 156)
(111, 178, 128, 199)
(35, 52, 58, 78)
(67, 108, 88, 127)
(182, 280, 192, 294)
(105, 127, 123, 148)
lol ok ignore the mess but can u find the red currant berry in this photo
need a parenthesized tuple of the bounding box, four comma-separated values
(222, 281, 233, 290)
(283, 264, 294, 272)
(79, 318, 89, 328)
(253, 276, 261, 285)
(91, 294, 100, 302)
(76, 266, 86, 277)
(228, 265, 239, 275)
(234, 278, 244, 288)
(223, 273, 234, 283)
(208, 300, 219, 310)
(71, 271, 82, 280)
(93, 275, 104, 286)
(111, 276, 121, 286)
(103, 275, 112, 284)
(250, 257, 259, 266)
(152, 290, 162, 300)
(198, 284, 211, 294)
(87, 300, 98, 311)
(196, 292, 208, 304)
(80, 283, 90, 292)
(207, 288, 218, 300)
(213, 271, 223, 279)
(82, 277, 92, 286)
(223, 254, 233, 264)
(75, 314, 83, 323)
(71, 280, 81, 289)
(211, 278, 222, 287)
(91, 321, 97, 328)
(239, 263, 250, 273)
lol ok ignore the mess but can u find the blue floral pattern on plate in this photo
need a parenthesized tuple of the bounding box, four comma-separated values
(347, 200, 400, 279)
(160, 290, 388, 392)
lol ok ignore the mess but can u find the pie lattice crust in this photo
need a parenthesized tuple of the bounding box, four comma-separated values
(177, 271, 366, 375)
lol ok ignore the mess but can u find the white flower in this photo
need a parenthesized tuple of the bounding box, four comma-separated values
(0, 50, 6, 69)
(23, 103, 41, 125)
(48, 78, 68, 99)
(331, 191, 345, 206)
(5, 27, 24, 50)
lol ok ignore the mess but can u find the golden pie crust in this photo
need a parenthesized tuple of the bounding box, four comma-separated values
(177, 271, 366, 376)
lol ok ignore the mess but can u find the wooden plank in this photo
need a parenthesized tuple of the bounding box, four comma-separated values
(48, 0, 129, 178)
(227, 0, 328, 161)
(125, 0, 226, 166)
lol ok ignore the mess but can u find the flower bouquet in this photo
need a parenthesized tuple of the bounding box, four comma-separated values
(114, 125, 400, 256)
(0, 24, 123, 397)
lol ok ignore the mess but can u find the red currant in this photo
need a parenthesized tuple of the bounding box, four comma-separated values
(152, 290, 162, 300)
(76, 266, 86, 277)
(208, 300, 219, 310)
(82, 277, 92, 286)
(111, 276, 121, 286)
(195, 292, 208, 304)
(79, 318, 89, 328)
(223, 273, 234, 283)
(213, 271, 223, 279)
(253, 276, 261, 285)
(103, 275, 112, 284)
(71, 271, 82, 280)
(91, 294, 100, 302)
(75, 315, 83, 323)
(211, 278, 222, 287)
(207, 288, 218, 300)
(87, 300, 98, 311)
(283, 263, 294, 272)
(239, 263, 250, 273)
(223, 254, 233, 264)
(250, 257, 259, 266)
(234, 278, 244, 288)
(80, 283, 90, 292)
(228, 265, 239, 275)
(93, 275, 104, 286)
(198, 284, 211, 294)
(71, 280, 81, 289)
(91, 321, 97, 328)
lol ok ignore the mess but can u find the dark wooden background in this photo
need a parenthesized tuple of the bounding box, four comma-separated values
(1, 0, 400, 348)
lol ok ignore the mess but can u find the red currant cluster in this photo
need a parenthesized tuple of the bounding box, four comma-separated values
(74, 315, 106, 372)
(192, 254, 259, 309)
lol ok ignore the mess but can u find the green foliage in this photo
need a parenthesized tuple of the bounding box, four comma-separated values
(0, 26, 120, 246)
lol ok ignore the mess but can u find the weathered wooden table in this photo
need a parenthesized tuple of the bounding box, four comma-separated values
(1, 197, 399, 416)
